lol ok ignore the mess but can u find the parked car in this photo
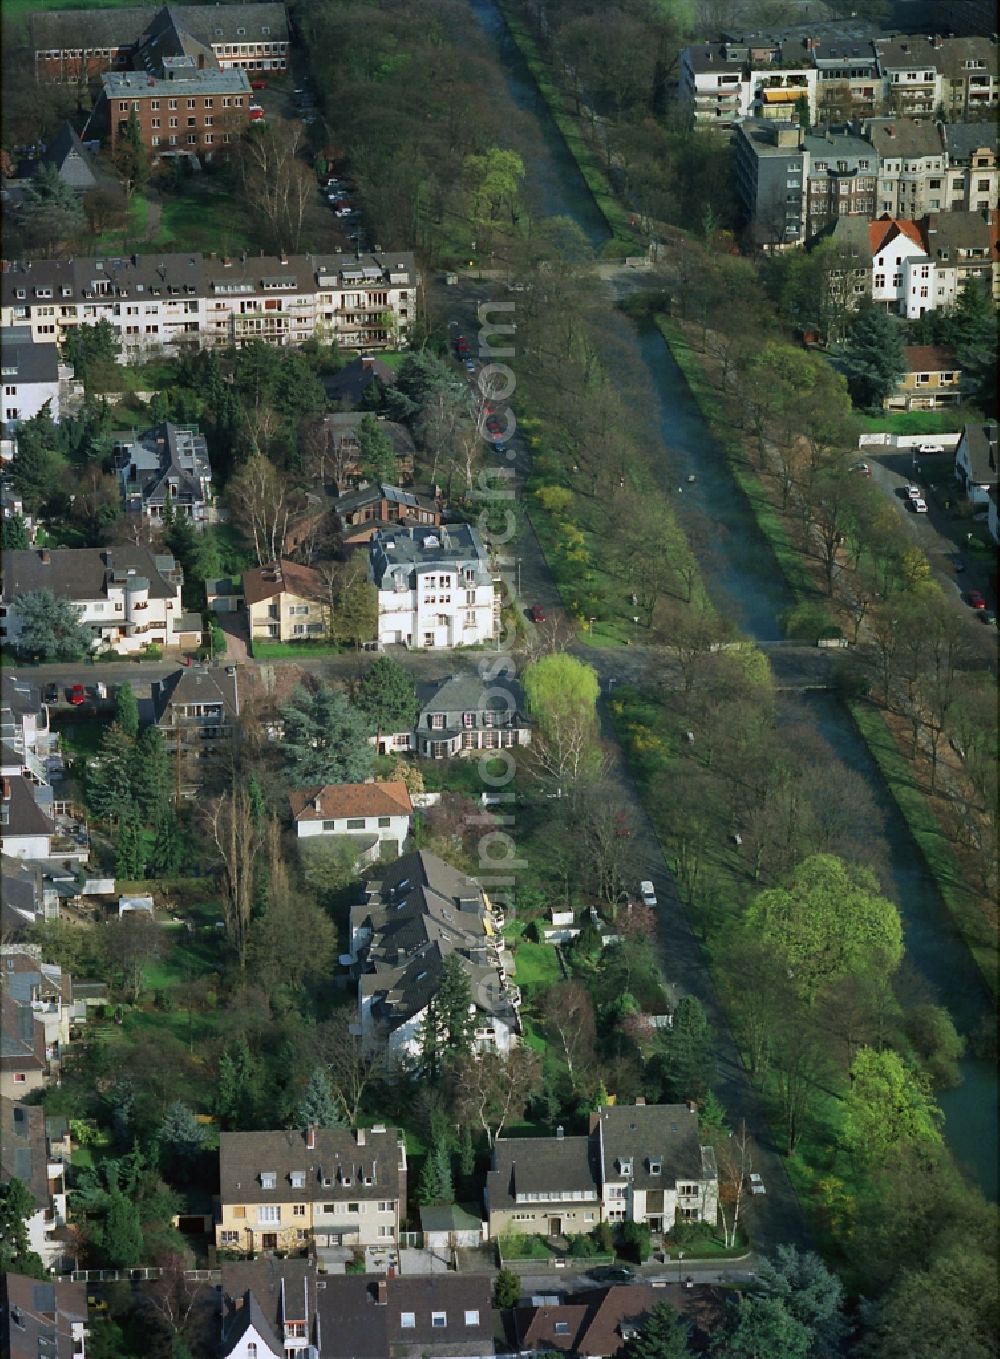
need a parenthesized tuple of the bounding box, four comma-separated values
(455, 335, 471, 355)
(587, 1266, 636, 1285)
(910, 497, 928, 513)
(904, 485, 922, 500)
(250, 78, 267, 90)
(851, 462, 871, 477)
(67, 683, 86, 706)
(334, 207, 353, 218)
(967, 589, 987, 610)
(980, 610, 996, 626)
(916, 441, 944, 454)
(640, 880, 658, 908)
(249, 106, 265, 121)
(528, 604, 546, 623)
(749, 1173, 766, 1196)
(464, 358, 476, 372)
(43, 683, 59, 704)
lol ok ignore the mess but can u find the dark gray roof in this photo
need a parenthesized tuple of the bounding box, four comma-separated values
(1, 545, 180, 604)
(218, 1124, 404, 1206)
(2, 1273, 88, 1359)
(30, 3, 289, 53)
(864, 117, 944, 158)
(221, 1289, 284, 1357)
(314, 1274, 495, 1358)
(960, 422, 998, 485)
(41, 123, 98, 191)
(599, 1104, 710, 1187)
(116, 421, 212, 510)
(418, 672, 527, 724)
(488, 1135, 599, 1211)
(334, 482, 432, 517)
(1, 990, 46, 1073)
(323, 356, 399, 408)
(221, 1258, 314, 1348)
(153, 664, 239, 723)
(924, 209, 992, 257)
(0, 334, 59, 385)
(1, 775, 56, 839)
(943, 121, 999, 162)
(1, 674, 43, 722)
(103, 66, 250, 97)
(419, 1202, 483, 1233)
(1, 1098, 49, 1208)
(369, 523, 490, 589)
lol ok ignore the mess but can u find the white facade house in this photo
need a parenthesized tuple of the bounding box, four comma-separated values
(369, 524, 497, 650)
(289, 780, 413, 859)
(869, 218, 936, 318)
(0, 331, 62, 443)
(0, 546, 185, 656)
(0, 251, 418, 360)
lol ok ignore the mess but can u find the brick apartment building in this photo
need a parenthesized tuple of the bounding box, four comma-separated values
(30, 3, 289, 83)
(101, 66, 251, 156)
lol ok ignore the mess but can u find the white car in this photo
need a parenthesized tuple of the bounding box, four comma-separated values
(640, 880, 657, 908)
(334, 207, 353, 218)
(904, 485, 922, 500)
(917, 441, 944, 454)
(911, 497, 928, 514)
(749, 1173, 766, 1196)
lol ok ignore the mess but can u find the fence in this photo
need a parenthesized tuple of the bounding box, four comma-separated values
(57, 1267, 222, 1285)
(858, 432, 961, 450)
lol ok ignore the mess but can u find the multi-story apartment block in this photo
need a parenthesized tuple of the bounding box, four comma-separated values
(866, 118, 948, 217)
(0, 545, 185, 656)
(733, 120, 808, 247)
(943, 123, 998, 213)
(682, 28, 998, 128)
(31, 3, 289, 83)
(486, 1102, 719, 1241)
(350, 851, 519, 1061)
(369, 524, 497, 650)
(114, 421, 214, 525)
(804, 125, 877, 237)
(100, 65, 251, 158)
(0, 252, 418, 359)
(216, 1124, 407, 1255)
(152, 664, 240, 793)
(1, 331, 60, 443)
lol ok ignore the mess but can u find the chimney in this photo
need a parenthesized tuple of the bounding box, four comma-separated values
(931, 35, 942, 49)
(306, 1125, 316, 1150)
(375, 1280, 387, 1306)
(280, 252, 289, 265)
(357, 1128, 366, 1147)
(2, 778, 10, 801)
(556, 1125, 564, 1140)
(634, 1097, 645, 1106)
(887, 125, 895, 137)
(198, 52, 205, 68)
(360, 354, 375, 371)
(686, 1100, 698, 1113)
(312, 794, 322, 814)
(39, 548, 51, 565)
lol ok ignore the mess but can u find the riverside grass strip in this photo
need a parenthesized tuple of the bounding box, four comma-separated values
(848, 700, 998, 999)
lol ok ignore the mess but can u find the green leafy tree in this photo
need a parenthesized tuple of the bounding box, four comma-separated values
(743, 854, 903, 1003)
(62, 320, 122, 393)
(101, 1188, 144, 1267)
(13, 589, 92, 661)
(420, 954, 474, 1079)
(297, 1068, 344, 1128)
(280, 684, 375, 784)
(418, 1139, 455, 1206)
(298, 835, 364, 905)
(157, 1102, 206, 1166)
(903, 1004, 965, 1090)
(149, 807, 185, 878)
(840, 305, 906, 410)
(464, 147, 525, 228)
(841, 1047, 943, 1166)
(621, 1219, 652, 1263)
(357, 414, 397, 483)
(217, 1039, 263, 1130)
(356, 656, 419, 745)
(523, 653, 601, 795)
(755, 1246, 845, 1357)
(19, 161, 85, 252)
(0, 1178, 47, 1278)
(10, 402, 67, 511)
(88, 724, 137, 824)
(458, 1125, 475, 1178)
(115, 682, 140, 739)
(621, 1302, 694, 1359)
(0, 515, 29, 550)
(651, 996, 715, 1102)
(133, 726, 171, 823)
(713, 1295, 811, 1359)
(858, 1242, 997, 1359)
(114, 808, 146, 880)
(112, 108, 149, 207)
(494, 1268, 520, 1310)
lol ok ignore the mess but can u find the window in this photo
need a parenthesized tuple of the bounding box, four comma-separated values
(650, 1161, 662, 1175)
(257, 1205, 280, 1223)
(260, 1172, 277, 1189)
(290, 1171, 305, 1188)
(220, 1230, 240, 1244)
(464, 1311, 480, 1326)
(168, 98, 177, 109)
(431, 1313, 447, 1329)
(555, 1322, 571, 1336)
(346, 818, 365, 830)
(430, 713, 445, 730)
(347, 1202, 360, 1213)
(400, 1313, 415, 1330)
(378, 1201, 393, 1212)
(292, 1204, 306, 1217)
(150, 99, 159, 110)
(377, 816, 391, 828)
(13, 1072, 26, 1084)
(247, 1346, 257, 1359)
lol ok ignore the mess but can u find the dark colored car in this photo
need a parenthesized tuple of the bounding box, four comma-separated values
(528, 605, 546, 623)
(43, 683, 59, 703)
(587, 1266, 636, 1284)
(67, 683, 86, 706)
(250, 78, 267, 90)
(968, 589, 987, 610)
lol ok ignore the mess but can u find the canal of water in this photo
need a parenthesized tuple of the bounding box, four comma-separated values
(467, 0, 997, 1199)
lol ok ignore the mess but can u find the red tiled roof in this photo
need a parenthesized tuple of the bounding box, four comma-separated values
(289, 780, 413, 822)
(868, 217, 925, 256)
(242, 558, 325, 607)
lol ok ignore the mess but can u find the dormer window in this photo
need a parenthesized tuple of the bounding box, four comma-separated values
(260, 1171, 277, 1189)
(650, 1160, 662, 1174)
(619, 1158, 633, 1176)
(290, 1171, 305, 1188)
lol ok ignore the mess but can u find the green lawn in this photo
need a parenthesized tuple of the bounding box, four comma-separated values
(251, 640, 347, 659)
(511, 938, 562, 994)
(95, 192, 150, 254)
(153, 187, 255, 255)
(4, 0, 147, 19)
(858, 409, 971, 435)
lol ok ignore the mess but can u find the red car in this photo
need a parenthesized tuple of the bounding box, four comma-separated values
(67, 683, 86, 706)
(250, 78, 267, 90)
(528, 604, 545, 623)
(249, 106, 265, 121)
(455, 336, 471, 356)
(967, 589, 987, 610)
